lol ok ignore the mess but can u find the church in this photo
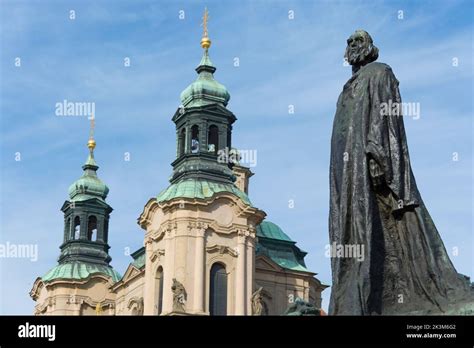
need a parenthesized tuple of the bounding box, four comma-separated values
(29, 13, 328, 316)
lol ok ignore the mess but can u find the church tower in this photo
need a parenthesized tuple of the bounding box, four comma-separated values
(30, 117, 120, 315)
(59, 123, 113, 266)
(139, 9, 266, 315)
(171, 24, 235, 185)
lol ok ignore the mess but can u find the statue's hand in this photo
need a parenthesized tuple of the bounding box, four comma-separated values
(369, 158, 385, 190)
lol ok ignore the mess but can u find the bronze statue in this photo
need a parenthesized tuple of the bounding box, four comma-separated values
(329, 30, 473, 315)
(283, 298, 321, 316)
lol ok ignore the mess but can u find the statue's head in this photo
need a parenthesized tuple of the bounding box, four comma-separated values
(345, 30, 379, 67)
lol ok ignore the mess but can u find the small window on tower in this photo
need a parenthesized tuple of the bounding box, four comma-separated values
(208, 125, 218, 154)
(87, 216, 97, 241)
(191, 125, 199, 153)
(74, 216, 80, 240)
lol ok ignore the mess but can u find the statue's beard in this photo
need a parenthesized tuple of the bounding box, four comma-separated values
(346, 46, 369, 66)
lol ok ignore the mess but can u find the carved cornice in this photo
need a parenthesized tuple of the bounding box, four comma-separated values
(127, 297, 144, 313)
(206, 244, 238, 258)
(187, 221, 208, 237)
(35, 298, 53, 313)
(82, 297, 115, 310)
(152, 222, 178, 239)
(235, 227, 256, 239)
(156, 192, 267, 222)
(138, 198, 159, 229)
(149, 249, 165, 263)
(148, 227, 166, 243)
(29, 277, 44, 301)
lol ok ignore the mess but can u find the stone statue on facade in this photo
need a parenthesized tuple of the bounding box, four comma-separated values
(252, 287, 265, 315)
(171, 278, 187, 313)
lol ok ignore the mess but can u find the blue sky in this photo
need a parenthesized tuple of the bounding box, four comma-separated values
(0, 0, 472, 314)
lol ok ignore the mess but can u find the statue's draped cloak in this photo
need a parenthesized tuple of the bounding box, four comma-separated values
(329, 62, 471, 315)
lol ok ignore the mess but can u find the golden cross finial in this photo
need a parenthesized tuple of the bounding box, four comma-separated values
(201, 7, 209, 38)
(200, 8, 211, 49)
(88, 113, 96, 151)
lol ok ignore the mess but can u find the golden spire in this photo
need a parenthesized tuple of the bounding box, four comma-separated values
(200, 7, 211, 49)
(87, 113, 96, 151)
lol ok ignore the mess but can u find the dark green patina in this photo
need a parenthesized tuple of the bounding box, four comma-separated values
(42, 149, 120, 283)
(256, 221, 311, 273)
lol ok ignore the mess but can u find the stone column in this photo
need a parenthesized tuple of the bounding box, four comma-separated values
(97, 216, 104, 242)
(200, 120, 208, 153)
(63, 217, 69, 243)
(143, 237, 155, 315)
(162, 229, 175, 314)
(185, 126, 190, 154)
(246, 232, 255, 314)
(235, 232, 246, 315)
(69, 216, 74, 240)
(176, 129, 180, 157)
(103, 218, 109, 242)
(193, 227, 206, 314)
(218, 127, 226, 152)
(79, 213, 87, 239)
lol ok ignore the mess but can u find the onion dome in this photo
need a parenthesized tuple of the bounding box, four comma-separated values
(180, 10, 230, 108)
(68, 122, 109, 202)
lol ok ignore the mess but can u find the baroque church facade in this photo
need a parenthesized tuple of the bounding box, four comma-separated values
(30, 20, 328, 316)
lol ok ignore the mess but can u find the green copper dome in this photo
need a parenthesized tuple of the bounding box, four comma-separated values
(256, 221, 311, 273)
(68, 152, 109, 202)
(256, 221, 293, 242)
(157, 178, 252, 206)
(180, 49, 230, 107)
(42, 261, 121, 283)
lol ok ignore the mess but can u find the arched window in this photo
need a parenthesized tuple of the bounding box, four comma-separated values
(87, 216, 97, 241)
(207, 125, 218, 154)
(191, 125, 199, 153)
(209, 263, 227, 315)
(73, 216, 81, 240)
(156, 267, 164, 315)
(179, 128, 186, 156)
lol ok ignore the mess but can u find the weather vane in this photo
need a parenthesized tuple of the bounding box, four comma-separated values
(201, 7, 209, 38)
(200, 8, 211, 49)
(88, 112, 96, 151)
(89, 113, 95, 140)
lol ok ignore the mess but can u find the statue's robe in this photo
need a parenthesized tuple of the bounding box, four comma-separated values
(329, 62, 471, 315)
